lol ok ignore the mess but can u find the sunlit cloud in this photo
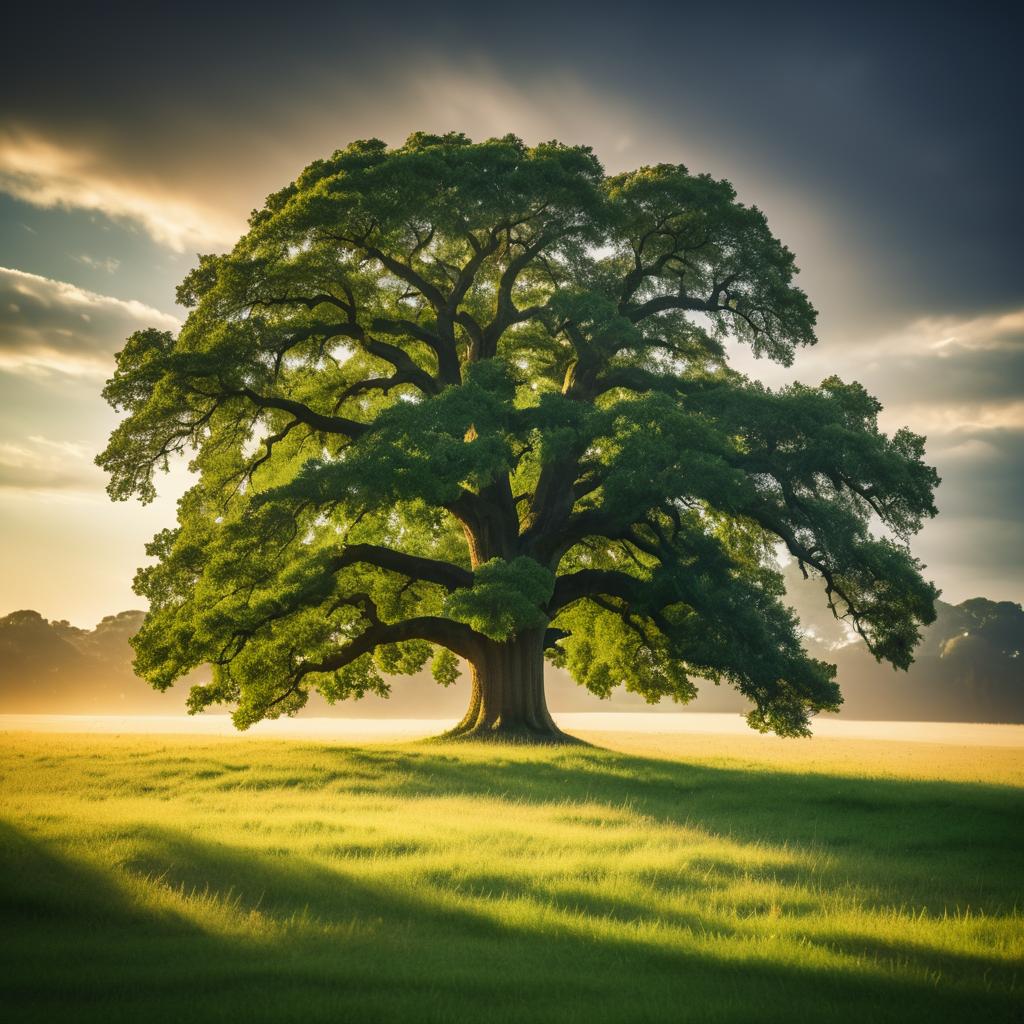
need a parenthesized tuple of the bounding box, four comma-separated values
(0, 131, 241, 251)
(895, 401, 1024, 435)
(0, 266, 180, 378)
(916, 309, 1024, 353)
(863, 308, 1022, 364)
(868, 310, 1024, 436)
(728, 304, 1024, 442)
(0, 65, 710, 258)
(71, 253, 121, 274)
(0, 433, 100, 493)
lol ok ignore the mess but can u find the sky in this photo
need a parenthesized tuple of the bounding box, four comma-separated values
(0, 0, 1021, 626)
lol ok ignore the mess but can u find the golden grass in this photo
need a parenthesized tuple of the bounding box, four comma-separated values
(2, 729, 1021, 1023)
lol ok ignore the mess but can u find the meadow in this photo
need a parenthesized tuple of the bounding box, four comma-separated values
(1, 726, 1022, 1023)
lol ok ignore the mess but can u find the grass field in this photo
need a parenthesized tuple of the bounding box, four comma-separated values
(1, 726, 1022, 1023)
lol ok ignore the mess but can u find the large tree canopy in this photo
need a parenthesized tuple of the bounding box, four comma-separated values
(98, 132, 939, 739)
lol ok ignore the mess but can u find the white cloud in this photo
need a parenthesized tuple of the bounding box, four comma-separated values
(0, 434, 100, 493)
(869, 311, 1024, 437)
(913, 309, 1024, 354)
(729, 305, 1024, 440)
(0, 266, 180, 378)
(893, 401, 1024, 436)
(0, 132, 241, 251)
(72, 253, 120, 274)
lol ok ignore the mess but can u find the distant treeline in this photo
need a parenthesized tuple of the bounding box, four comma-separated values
(820, 598, 1023, 722)
(0, 610, 186, 714)
(1, 597, 1021, 722)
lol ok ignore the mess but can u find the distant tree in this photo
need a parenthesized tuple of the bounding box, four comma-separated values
(0, 608, 182, 714)
(98, 133, 939, 740)
(934, 598, 1024, 661)
(930, 598, 1023, 717)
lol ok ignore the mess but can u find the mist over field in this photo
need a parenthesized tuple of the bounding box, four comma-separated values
(3, 577, 1021, 722)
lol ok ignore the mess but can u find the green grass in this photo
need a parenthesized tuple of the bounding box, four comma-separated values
(1, 729, 1022, 1023)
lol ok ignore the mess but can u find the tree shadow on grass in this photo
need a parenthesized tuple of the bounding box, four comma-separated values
(330, 744, 1024, 912)
(335, 745, 1024, 995)
(1, 818, 1019, 1024)
(2, 744, 1022, 1024)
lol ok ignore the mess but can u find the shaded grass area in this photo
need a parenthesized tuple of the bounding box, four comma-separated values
(1, 732, 1022, 1023)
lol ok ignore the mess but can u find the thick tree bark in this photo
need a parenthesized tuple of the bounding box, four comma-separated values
(444, 627, 575, 743)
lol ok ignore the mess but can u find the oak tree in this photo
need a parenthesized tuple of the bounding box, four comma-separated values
(98, 133, 939, 740)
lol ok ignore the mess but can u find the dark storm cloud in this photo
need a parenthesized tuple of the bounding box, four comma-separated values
(908, 420, 1024, 603)
(3, 1, 1021, 324)
(929, 428, 1024, 522)
(889, 341, 1024, 408)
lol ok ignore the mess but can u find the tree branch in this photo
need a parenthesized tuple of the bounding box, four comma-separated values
(329, 543, 472, 591)
(624, 293, 714, 323)
(295, 615, 485, 680)
(237, 389, 368, 438)
(549, 568, 647, 613)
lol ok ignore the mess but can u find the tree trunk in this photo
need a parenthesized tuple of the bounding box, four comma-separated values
(444, 627, 575, 743)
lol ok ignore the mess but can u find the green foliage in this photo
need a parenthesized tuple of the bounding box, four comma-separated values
(431, 647, 461, 687)
(98, 132, 939, 735)
(443, 558, 555, 641)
